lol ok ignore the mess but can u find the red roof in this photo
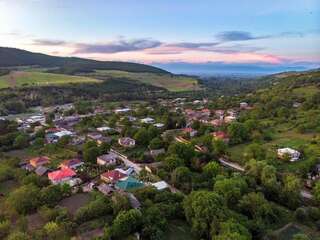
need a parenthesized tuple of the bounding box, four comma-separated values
(46, 128, 62, 133)
(30, 156, 50, 167)
(48, 168, 76, 181)
(101, 170, 127, 182)
(60, 158, 82, 168)
(212, 131, 229, 139)
(183, 127, 195, 133)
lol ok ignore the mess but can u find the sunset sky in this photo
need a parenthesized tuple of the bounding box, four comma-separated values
(0, 0, 319, 73)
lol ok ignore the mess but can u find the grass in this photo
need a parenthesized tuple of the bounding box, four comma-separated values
(0, 71, 101, 89)
(0, 179, 19, 195)
(59, 193, 91, 216)
(87, 70, 200, 92)
(228, 130, 320, 173)
(292, 85, 319, 98)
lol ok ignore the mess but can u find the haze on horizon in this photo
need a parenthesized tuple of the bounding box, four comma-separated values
(0, 0, 319, 74)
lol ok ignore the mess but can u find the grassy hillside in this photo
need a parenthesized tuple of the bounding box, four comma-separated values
(0, 47, 168, 74)
(228, 69, 320, 174)
(0, 71, 101, 89)
(84, 70, 200, 92)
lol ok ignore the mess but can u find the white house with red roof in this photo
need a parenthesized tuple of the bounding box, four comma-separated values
(48, 168, 76, 185)
(100, 169, 127, 183)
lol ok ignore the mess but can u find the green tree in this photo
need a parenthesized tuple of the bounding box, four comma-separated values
(214, 219, 251, 240)
(227, 122, 249, 144)
(83, 146, 100, 164)
(168, 142, 195, 164)
(313, 181, 320, 203)
(203, 161, 221, 179)
(7, 231, 30, 240)
(141, 206, 167, 240)
(6, 184, 40, 214)
(13, 134, 29, 149)
(134, 128, 150, 146)
(282, 174, 301, 209)
(149, 137, 164, 150)
(293, 233, 310, 240)
(164, 155, 185, 171)
(43, 222, 66, 240)
(111, 209, 142, 238)
(171, 166, 192, 191)
(183, 191, 227, 238)
(212, 139, 227, 155)
(0, 220, 10, 239)
(214, 176, 248, 207)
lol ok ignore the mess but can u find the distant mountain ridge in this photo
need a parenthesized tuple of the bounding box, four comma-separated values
(0, 47, 169, 74)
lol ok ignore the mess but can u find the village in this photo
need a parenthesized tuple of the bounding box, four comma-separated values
(1, 94, 320, 240)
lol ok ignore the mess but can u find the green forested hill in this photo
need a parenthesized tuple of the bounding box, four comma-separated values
(0, 47, 168, 74)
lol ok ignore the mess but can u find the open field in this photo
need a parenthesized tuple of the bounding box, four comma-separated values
(228, 130, 319, 172)
(87, 70, 200, 92)
(0, 71, 101, 89)
(59, 193, 91, 215)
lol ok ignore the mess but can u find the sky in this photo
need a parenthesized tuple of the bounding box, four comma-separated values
(0, 0, 319, 74)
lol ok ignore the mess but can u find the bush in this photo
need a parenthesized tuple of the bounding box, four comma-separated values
(75, 196, 112, 224)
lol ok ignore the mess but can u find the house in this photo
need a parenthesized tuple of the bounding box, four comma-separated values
(115, 167, 135, 176)
(154, 123, 165, 128)
(224, 115, 236, 123)
(210, 119, 224, 127)
(141, 117, 155, 124)
(97, 136, 112, 145)
(82, 182, 96, 192)
(293, 102, 301, 108)
(182, 128, 198, 137)
(97, 153, 118, 166)
(215, 110, 225, 118)
(59, 158, 84, 169)
(240, 102, 249, 109)
(150, 148, 165, 157)
(48, 168, 76, 184)
(277, 148, 301, 162)
(152, 181, 169, 191)
(114, 108, 131, 114)
(118, 137, 135, 148)
(87, 132, 103, 141)
(53, 130, 73, 139)
(35, 166, 49, 176)
(96, 126, 113, 132)
(30, 156, 50, 168)
(101, 169, 127, 183)
(127, 116, 137, 122)
(97, 183, 114, 195)
(201, 108, 211, 116)
(212, 131, 230, 143)
(115, 176, 144, 191)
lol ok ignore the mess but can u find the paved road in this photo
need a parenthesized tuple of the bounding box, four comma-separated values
(110, 148, 142, 173)
(218, 158, 245, 172)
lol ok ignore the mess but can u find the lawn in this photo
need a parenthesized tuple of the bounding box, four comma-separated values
(87, 70, 200, 92)
(59, 193, 91, 216)
(292, 85, 320, 98)
(228, 130, 319, 171)
(0, 179, 19, 195)
(0, 71, 101, 89)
